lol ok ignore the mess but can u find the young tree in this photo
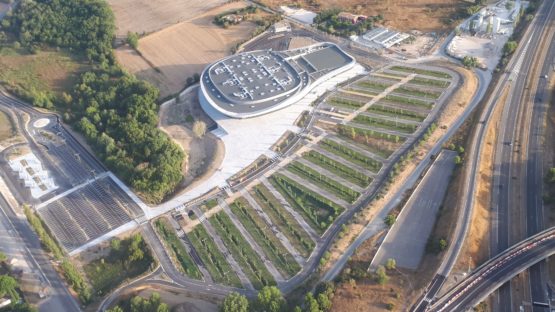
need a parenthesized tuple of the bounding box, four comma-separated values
(384, 214, 396, 227)
(220, 292, 249, 312)
(385, 258, 396, 270)
(256, 286, 285, 312)
(375, 265, 389, 285)
(0, 274, 20, 302)
(438, 238, 448, 251)
(193, 120, 207, 138)
(127, 31, 139, 50)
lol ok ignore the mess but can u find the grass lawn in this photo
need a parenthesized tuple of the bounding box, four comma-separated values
(0, 110, 15, 141)
(0, 43, 87, 106)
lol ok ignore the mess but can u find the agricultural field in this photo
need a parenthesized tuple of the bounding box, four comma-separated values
(115, 1, 262, 97)
(210, 212, 276, 289)
(270, 174, 344, 234)
(154, 218, 202, 279)
(229, 198, 301, 278)
(189, 225, 242, 287)
(250, 184, 315, 258)
(107, 0, 227, 37)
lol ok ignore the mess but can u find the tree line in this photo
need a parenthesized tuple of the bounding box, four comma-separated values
(4, 0, 185, 202)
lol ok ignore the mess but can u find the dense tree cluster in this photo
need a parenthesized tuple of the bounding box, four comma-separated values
(6, 0, 115, 63)
(107, 293, 169, 312)
(313, 9, 382, 37)
(69, 70, 184, 202)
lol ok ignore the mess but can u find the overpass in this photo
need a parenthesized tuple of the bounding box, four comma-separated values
(426, 227, 555, 312)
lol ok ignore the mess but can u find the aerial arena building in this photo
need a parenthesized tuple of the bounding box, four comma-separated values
(199, 42, 356, 119)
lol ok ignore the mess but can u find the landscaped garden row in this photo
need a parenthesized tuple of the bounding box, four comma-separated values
(409, 76, 450, 88)
(327, 97, 365, 109)
(270, 174, 344, 235)
(393, 86, 442, 100)
(352, 114, 418, 134)
(366, 104, 427, 122)
(356, 80, 393, 91)
(251, 184, 315, 258)
(320, 138, 383, 172)
(211, 212, 276, 289)
(287, 161, 361, 204)
(338, 124, 407, 144)
(154, 218, 202, 280)
(230, 198, 301, 278)
(189, 225, 242, 287)
(389, 66, 452, 79)
(303, 150, 372, 187)
(383, 94, 434, 109)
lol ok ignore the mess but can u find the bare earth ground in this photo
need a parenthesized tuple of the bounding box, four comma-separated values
(0, 110, 14, 141)
(322, 65, 478, 307)
(330, 237, 414, 312)
(158, 86, 225, 196)
(107, 0, 227, 37)
(288, 36, 319, 49)
(260, 0, 471, 33)
(115, 1, 258, 98)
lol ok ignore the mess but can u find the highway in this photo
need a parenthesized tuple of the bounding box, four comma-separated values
(428, 228, 555, 312)
(411, 0, 555, 310)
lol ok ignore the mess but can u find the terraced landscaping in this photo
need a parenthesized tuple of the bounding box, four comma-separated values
(356, 80, 393, 91)
(352, 114, 418, 134)
(409, 76, 450, 88)
(390, 66, 451, 79)
(327, 97, 365, 109)
(383, 94, 434, 109)
(287, 161, 360, 204)
(338, 124, 406, 144)
(303, 150, 372, 187)
(229, 198, 301, 278)
(211, 212, 276, 289)
(251, 184, 315, 258)
(366, 104, 427, 122)
(155, 218, 202, 280)
(320, 138, 383, 171)
(189, 225, 242, 287)
(393, 86, 442, 100)
(270, 174, 344, 235)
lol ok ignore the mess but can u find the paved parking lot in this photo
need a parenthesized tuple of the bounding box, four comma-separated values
(371, 150, 458, 269)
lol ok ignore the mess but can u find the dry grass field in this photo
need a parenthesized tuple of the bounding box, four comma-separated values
(107, 0, 227, 37)
(0, 111, 14, 142)
(261, 0, 472, 32)
(115, 1, 258, 98)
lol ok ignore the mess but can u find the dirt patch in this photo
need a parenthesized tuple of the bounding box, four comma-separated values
(158, 87, 225, 196)
(107, 0, 227, 37)
(288, 36, 319, 49)
(115, 1, 259, 98)
(261, 0, 471, 33)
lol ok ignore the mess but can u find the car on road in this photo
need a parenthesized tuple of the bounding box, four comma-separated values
(543, 74, 549, 78)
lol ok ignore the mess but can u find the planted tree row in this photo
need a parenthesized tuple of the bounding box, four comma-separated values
(154, 219, 202, 280)
(393, 86, 441, 100)
(352, 114, 418, 134)
(390, 66, 452, 79)
(383, 94, 434, 109)
(356, 80, 392, 91)
(346, 87, 378, 97)
(230, 199, 301, 278)
(211, 212, 276, 289)
(339, 125, 406, 144)
(409, 77, 450, 88)
(304, 150, 372, 187)
(270, 174, 344, 234)
(367, 104, 427, 122)
(327, 97, 365, 109)
(251, 185, 315, 258)
(320, 139, 383, 172)
(287, 161, 360, 204)
(189, 225, 242, 287)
